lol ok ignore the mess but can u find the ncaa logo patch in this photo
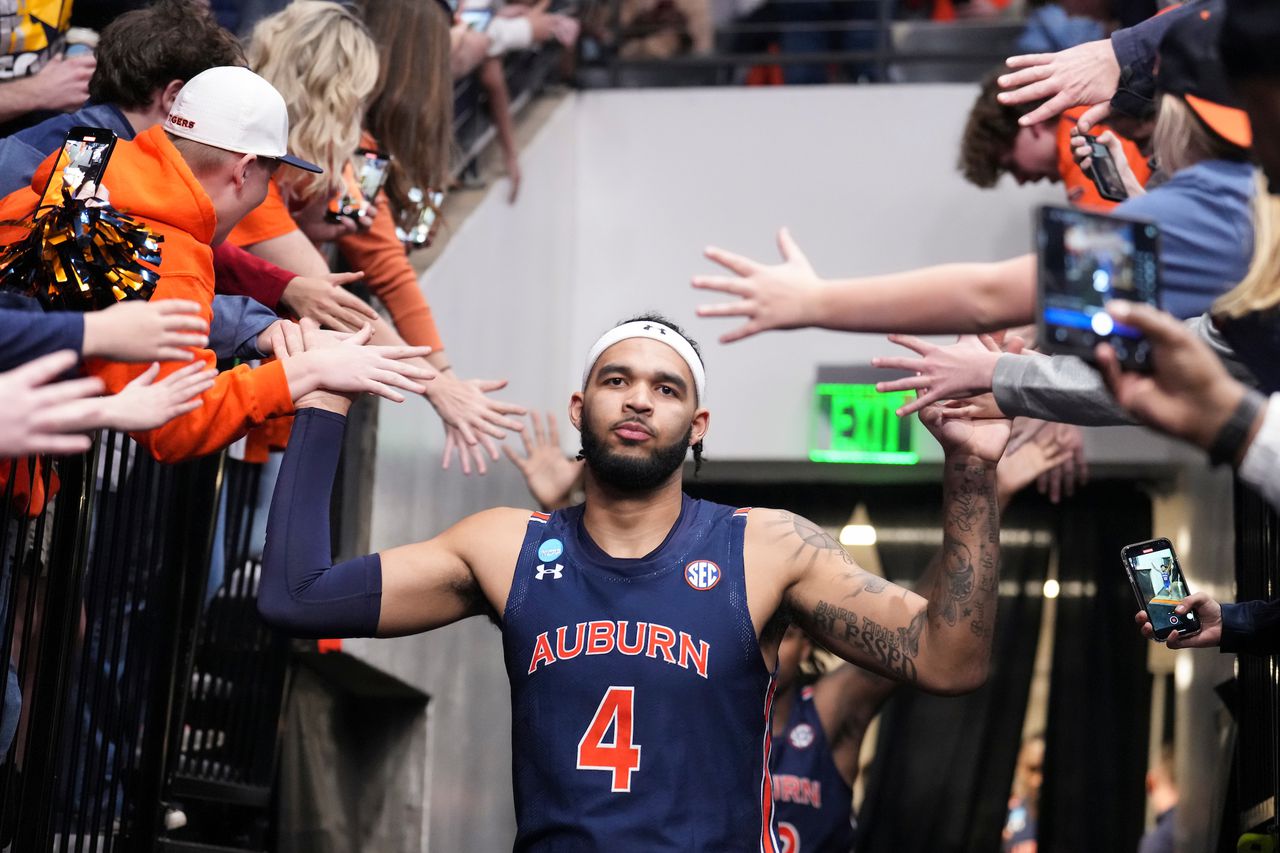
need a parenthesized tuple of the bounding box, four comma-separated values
(538, 538, 564, 562)
(684, 559, 721, 591)
(789, 723, 815, 750)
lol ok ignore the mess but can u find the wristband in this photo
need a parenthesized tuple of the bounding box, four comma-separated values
(1208, 390, 1265, 466)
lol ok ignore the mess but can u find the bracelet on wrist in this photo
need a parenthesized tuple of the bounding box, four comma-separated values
(1208, 391, 1265, 466)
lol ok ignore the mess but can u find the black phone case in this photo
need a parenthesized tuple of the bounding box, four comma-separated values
(1120, 539, 1201, 641)
(1087, 141, 1129, 203)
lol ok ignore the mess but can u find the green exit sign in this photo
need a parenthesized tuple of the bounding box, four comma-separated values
(810, 382, 917, 465)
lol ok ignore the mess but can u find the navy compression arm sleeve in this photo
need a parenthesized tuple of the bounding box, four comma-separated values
(259, 406, 383, 638)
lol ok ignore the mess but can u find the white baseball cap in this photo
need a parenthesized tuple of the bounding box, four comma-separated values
(163, 66, 322, 173)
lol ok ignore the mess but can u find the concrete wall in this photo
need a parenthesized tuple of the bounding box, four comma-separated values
(344, 84, 1206, 851)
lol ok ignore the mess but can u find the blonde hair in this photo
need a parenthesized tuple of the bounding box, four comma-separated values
(1214, 176, 1280, 318)
(1151, 93, 1250, 176)
(247, 1, 379, 202)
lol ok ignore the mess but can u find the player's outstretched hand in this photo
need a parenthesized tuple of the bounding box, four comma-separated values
(694, 228, 824, 344)
(1135, 591, 1223, 649)
(428, 373, 527, 476)
(998, 39, 1119, 131)
(919, 400, 1011, 465)
(0, 351, 106, 457)
(872, 334, 1004, 416)
(503, 411, 584, 510)
(81, 299, 209, 363)
(1096, 301, 1245, 452)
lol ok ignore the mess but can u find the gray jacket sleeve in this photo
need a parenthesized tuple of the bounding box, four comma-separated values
(992, 314, 1255, 426)
(208, 295, 277, 361)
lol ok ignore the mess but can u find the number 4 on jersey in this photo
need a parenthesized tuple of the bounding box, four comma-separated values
(576, 686, 642, 792)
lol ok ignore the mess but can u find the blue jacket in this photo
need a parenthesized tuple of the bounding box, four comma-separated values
(1221, 599, 1280, 656)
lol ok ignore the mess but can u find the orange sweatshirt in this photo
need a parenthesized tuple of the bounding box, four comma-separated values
(0, 126, 295, 463)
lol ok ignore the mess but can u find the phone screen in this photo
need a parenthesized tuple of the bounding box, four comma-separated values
(460, 8, 493, 31)
(1125, 541, 1199, 639)
(399, 188, 445, 247)
(1088, 140, 1129, 202)
(327, 161, 368, 222)
(1037, 206, 1160, 370)
(39, 128, 117, 210)
(355, 148, 391, 200)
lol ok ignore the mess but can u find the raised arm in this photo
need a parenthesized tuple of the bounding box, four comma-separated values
(693, 228, 1035, 343)
(762, 407, 1008, 695)
(259, 394, 529, 639)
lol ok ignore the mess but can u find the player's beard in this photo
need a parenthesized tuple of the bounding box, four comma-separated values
(579, 405, 692, 493)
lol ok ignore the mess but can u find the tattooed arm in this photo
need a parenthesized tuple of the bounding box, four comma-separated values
(747, 406, 1009, 695)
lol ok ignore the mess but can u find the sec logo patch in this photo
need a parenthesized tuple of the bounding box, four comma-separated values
(684, 560, 721, 591)
(789, 724, 815, 750)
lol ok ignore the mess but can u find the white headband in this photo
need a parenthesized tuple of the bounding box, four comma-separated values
(582, 321, 706, 402)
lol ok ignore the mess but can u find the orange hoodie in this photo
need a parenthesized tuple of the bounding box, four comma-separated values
(0, 126, 295, 463)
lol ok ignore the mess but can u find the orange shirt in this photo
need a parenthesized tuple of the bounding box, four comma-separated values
(1056, 107, 1153, 211)
(227, 180, 296, 247)
(0, 126, 295, 465)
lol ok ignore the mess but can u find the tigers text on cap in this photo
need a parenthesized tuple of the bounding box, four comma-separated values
(1156, 8, 1252, 149)
(163, 66, 322, 173)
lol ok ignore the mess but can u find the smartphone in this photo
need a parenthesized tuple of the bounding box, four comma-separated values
(38, 126, 117, 210)
(397, 188, 445, 248)
(326, 161, 370, 224)
(460, 8, 494, 31)
(1121, 538, 1201, 642)
(354, 147, 392, 200)
(1036, 205, 1160, 371)
(1086, 138, 1129, 202)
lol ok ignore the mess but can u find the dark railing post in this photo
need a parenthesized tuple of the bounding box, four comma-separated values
(11, 451, 93, 848)
(133, 452, 222, 850)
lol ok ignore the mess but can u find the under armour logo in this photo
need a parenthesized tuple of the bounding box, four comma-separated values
(535, 563, 564, 580)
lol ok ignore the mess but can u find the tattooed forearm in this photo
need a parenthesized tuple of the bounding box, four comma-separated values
(929, 461, 1000, 646)
(930, 539, 975, 626)
(810, 600, 925, 683)
(769, 510, 855, 568)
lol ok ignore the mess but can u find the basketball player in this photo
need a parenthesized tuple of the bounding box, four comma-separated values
(259, 314, 1009, 850)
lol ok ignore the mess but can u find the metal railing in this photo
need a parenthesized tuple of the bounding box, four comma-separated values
(1233, 478, 1280, 840)
(575, 0, 1025, 87)
(0, 434, 220, 851)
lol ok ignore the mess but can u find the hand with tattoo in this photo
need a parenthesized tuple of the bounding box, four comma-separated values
(919, 400, 1010, 464)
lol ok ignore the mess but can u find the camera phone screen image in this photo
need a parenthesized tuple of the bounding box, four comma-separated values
(1038, 207, 1159, 366)
(328, 161, 369, 221)
(41, 132, 115, 209)
(355, 149, 391, 200)
(1129, 546, 1197, 634)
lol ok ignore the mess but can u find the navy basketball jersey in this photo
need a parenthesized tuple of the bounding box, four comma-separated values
(771, 686, 856, 853)
(502, 495, 780, 852)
